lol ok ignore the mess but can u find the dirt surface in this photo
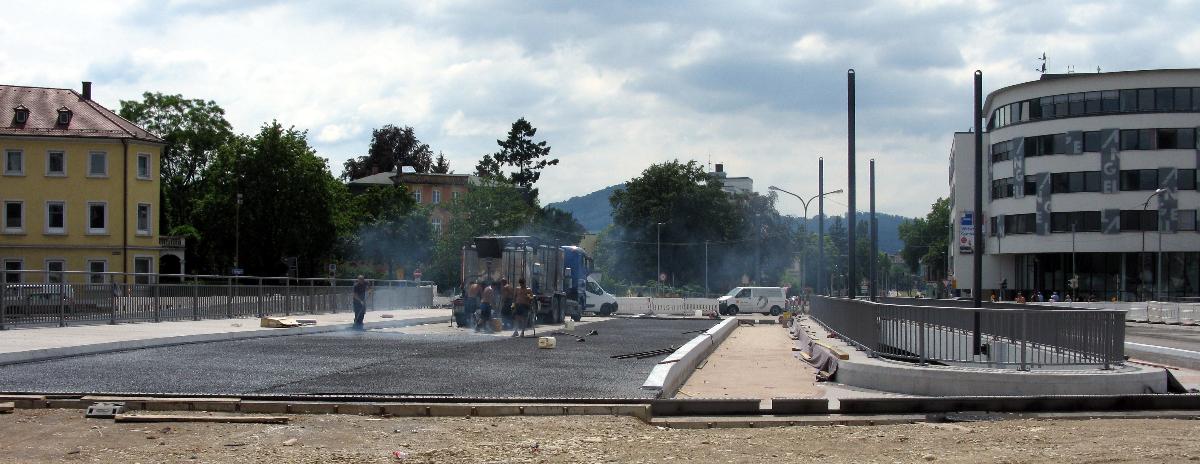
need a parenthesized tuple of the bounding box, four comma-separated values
(678, 324, 823, 399)
(4, 409, 1200, 463)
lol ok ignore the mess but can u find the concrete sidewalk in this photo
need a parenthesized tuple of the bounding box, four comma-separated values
(0, 308, 450, 365)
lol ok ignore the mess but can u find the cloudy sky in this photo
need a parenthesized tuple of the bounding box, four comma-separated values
(4, 0, 1199, 217)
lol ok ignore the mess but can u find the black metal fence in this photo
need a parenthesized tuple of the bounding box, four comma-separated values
(0, 270, 435, 329)
(810, 296, 1125, 370)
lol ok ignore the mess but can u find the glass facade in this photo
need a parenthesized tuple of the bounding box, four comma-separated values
(990, 86, 1200, 130)
(1013, 252, 1200, 302)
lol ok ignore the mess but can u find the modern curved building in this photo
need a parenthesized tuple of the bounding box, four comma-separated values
(949, 69, 1200, 301)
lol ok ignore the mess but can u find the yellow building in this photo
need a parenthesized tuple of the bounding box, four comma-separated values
(1, 82, 178, 284)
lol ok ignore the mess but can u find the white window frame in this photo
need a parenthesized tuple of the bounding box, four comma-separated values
(3, 259, 23, 284)
(44, 259, 66, 283)
(136, 153, 151, 180)
(452, 191, 461, 200)
(45, 150, 66, 177)
(136, 203, 152, 235)
(4, 149, 24, 176)
(432, 189, 441, 204)
(87, 259, 107, 284)
(87, 151, 108, 177)
(413, 190, 422, 203)
(3, 200, 24, 233)
(86, 201, 108, 235)
(45, 200, 66, 235)
(432, 216, 443, 233)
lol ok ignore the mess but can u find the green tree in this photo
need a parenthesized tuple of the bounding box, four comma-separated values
(118, 92, 233, 233)
(341, 125, 434, 180)
(344, 185, 432, 279)
(529, 207, 587, 246)
(431, 152, 451, 174)
(608, 160, 738, 289)
(194, 122, 344, 276)
(427, 179, 538, 288)
(898, 197, 951, 278)
(475, 118, 558, 204)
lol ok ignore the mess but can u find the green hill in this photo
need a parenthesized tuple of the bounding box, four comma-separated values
(546, 184, 624, 233)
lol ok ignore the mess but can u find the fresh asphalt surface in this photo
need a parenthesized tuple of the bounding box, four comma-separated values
(0, 318, 717, 398)
(1125, 322, 1200, 370)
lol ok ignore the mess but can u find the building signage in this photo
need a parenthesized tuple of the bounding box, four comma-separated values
(1102, 209, 1121, 235)
(1100, 128, 1120, 194)
(1035, 172, 1052, 236)
(959, 211, 974, 254)
(1012, 137, 1026, 199)
(1160, 167, 1179, 233)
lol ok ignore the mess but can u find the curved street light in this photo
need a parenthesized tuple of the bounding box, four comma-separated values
(1141, 188, 1167, 301)
(770, 185, 844, 296)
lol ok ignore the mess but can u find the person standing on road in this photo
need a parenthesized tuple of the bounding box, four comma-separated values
(463, 280, 481, 328)
(500, 278, 514, 330)
(476, 282, 496, 333)
(352, 275, 371, 330)
(513, 278, 535, 337)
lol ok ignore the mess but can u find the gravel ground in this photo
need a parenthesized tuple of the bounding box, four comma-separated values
(3, 408, 1200, 463)
(0, 318, 716, 398)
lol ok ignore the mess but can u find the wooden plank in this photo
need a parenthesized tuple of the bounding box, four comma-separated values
(113, 414, 288, 424)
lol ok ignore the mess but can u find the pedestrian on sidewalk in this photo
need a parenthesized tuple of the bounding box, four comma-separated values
(352, 275, 371, 330)
(513, 278, 535, 337)
(476, 282, 496, 333)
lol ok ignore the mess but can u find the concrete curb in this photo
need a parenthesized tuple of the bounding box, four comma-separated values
(838, 394, 1200, 414)
(0, 316, 450, 366)
(641, 317, 738, 397)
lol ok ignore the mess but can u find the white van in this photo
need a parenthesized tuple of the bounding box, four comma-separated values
(717, 287, 787, 316)
(583, 276, 619, 316)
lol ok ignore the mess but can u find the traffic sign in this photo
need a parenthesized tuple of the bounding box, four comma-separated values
(232, 268, 244, 276)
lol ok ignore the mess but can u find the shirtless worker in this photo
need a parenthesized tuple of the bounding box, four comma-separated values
(500, 278, 515, 330)
(477, 282, 496, 333)
(512, 278, 535, 337)
(462, 280, 481, 328)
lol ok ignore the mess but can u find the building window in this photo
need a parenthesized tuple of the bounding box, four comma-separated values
(432, 190, 441, 204)
(432, 217, 442, 233)
(137, 203, 151, 235)
(46, 201, 65, 234)
(1181, 170, 1197, 190)
(4, 201, 23, 233)
(1180, 210, 1198, 232)
(1120, 169, 1160, 191)
(1120, 210, 1159, 232)
(452, 191, 460, 200)
(56, 108, 71, 125)
(88, 151, 107, 177)
(134, 257, 153, 285)
(46, 150, 65, 176)
(45, 260, 65, 283)
(88, 260, 107, 284)
(5, 149, 23, 175)
(3, 259, 21, 283)
(13, 106, 28, 124)
(136, 154, 151, 179)
(87, 202, 107, 234)
(413, 190, 422, 203)
(1138, 89, 1155, 111)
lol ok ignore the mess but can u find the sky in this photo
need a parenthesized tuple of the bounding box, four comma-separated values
(4, 0, 1199, 217)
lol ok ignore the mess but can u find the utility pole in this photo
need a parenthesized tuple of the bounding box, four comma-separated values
(235, 192, 243, 272)
(656, 222, 666, 297)
(972, 70, 984, 356)
(705, 240, 709, 298)
(818, 157, 825, 296)
(847, 69, 857, 300)
(870, 159, 877, 301)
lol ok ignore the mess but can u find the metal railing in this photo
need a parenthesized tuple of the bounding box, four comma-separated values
(0, 269, 435, 329)
(810, 296, 1125, 370)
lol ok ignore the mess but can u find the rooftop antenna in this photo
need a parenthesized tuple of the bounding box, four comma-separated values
(1036, 52, 1047, 74)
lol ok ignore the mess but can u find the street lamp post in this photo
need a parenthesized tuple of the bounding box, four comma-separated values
(1141, 188, 1166, 301)
(235, 193, 243, 272)
(656, 221, 666, 297)
(769, 185, 843, 294)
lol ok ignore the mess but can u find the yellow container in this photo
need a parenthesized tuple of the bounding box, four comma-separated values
(538, 337, 557, 349)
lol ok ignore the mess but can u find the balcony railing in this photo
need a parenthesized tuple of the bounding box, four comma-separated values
(159, 235, 186, 249)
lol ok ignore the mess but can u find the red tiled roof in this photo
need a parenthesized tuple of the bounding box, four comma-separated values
(0, 84, 164, 144)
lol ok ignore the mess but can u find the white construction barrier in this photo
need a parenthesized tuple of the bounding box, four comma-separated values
(616, 297, 718, 316)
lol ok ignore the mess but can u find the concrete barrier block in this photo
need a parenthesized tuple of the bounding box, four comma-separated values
(651, 398, 762, 416)
(520, 405, 570, 416)
(427, 404, 474, 417)
(45, 398, 88, 409)
(769, 398, 830, 415)
(471, 405, 524, 416)
(1, 394, 47, 409)
(382, 404, 431, 416)
(238, 401, 289, 414)
(287, 402, 339, 414)
(337, 403, 384, 415)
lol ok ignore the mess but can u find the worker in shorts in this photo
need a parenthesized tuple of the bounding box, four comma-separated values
(499, 278, 514, 330)
(476, 282, 496, 333)
(512, 278, 535, 337)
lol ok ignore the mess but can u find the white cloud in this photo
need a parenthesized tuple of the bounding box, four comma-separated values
(4, 0, 1199, 217)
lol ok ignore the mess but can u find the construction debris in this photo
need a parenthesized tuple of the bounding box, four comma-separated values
(537, 337, 557, 349)
(0, 402, 13, 414)
(260, 317, 302, 328)
(85, 402, 125, 419)
(611, 347, 677, 360)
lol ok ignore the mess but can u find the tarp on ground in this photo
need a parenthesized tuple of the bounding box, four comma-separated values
(791, 317, 838, 379)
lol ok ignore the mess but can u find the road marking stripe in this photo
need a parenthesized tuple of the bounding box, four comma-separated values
(1125, 341, 1200, 357)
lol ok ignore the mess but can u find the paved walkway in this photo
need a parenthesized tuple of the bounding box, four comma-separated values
(0, 308, 448, 356)
(677, 323, 824, 399)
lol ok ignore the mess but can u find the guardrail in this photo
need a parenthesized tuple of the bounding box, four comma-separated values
(810, 296, 1125, 370)
(0, 270, 434, 329)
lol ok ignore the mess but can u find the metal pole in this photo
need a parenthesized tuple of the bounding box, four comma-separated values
(0, 279, 6, 330)
(192, 275, 199, 321)
(847, 68, 857, 300)
(1158, 223, 1164, 301)
(870, 159, 877, 301)
(152, 275, 160, 323)
(235, 192, 242, 272)
(656, 222, 662, 297)
(818, 157, 825, 296)
(1072, 223, 1077, 302)
(704, 240, 709, 298)
(973, 70, 984, 355)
